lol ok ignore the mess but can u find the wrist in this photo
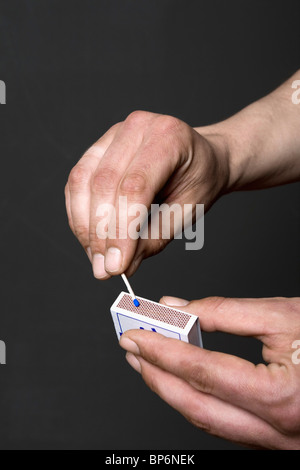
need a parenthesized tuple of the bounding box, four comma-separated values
(196, 71, 300, 192)
(195, 100, 276, 193)
(194, 124, 235, 195)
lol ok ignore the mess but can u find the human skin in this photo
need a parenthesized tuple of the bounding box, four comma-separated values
(65, 70, 300, 277)
(65, 71, 300, 448)
(120, 296, 300, 449)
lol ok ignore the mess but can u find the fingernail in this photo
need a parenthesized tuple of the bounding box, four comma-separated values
(125, 352, 141, 373)
(162, 296, 189, 307)
(92, 253, 108, 279)
(86, 247, 92, 262)
(105, 247, 122, 272)
(119, 336, 140, 355)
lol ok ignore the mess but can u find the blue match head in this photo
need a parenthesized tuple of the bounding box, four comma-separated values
(133, 298, 140, 307)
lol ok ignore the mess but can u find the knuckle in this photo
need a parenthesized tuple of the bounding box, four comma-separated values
(203, 296, 227, 308)
(144, 345, 160, 367)
(143, 368, 160, 394)
(182, 395, 213, 434)
(151, 239, 168, 255)
(90, 233, 105, 251)
(271, 401, 300, 434)
(265, 374, 300, 434)
(91, 167, 118, 194)
(188, 408, 213, 435)
(281, 297, 300, 320)
(193, 296, 227, 315)
(151, 114, 182, 136)
(74, 223, 89, 243)
(125, 110, 150, 127)
(188, 362, 214, 395)
(68, 165, 91, 189)
(120, 171, 148, 195)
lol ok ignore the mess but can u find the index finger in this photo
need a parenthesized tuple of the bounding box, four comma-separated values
(90, 114, 189, 276)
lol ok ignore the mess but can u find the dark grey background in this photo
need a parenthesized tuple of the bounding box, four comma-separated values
(0, 0, 299, 450)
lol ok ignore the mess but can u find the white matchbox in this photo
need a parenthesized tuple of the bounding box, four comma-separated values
(110, 291, 203, 347)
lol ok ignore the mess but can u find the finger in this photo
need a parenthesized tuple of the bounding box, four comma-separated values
(125, 353, 290, 449)
(67, 124, 119, 272)
(64, 183, 74, 233)
(89, 113, 185, 276)
(124, 234, 177, 278)
(123, 238, 161, 278)
(103, 115, 190, 275)
(120, 329, 287, 427)
(88, 113, 152, 277)
(123, 189, 200, 276)
(123, 212, 181, 277)
(160, 296, 285, 338)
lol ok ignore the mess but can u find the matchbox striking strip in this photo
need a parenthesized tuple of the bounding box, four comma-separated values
(110, 292, 203, 347)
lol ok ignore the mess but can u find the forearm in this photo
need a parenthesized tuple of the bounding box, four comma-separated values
(196, 70, 300, 192)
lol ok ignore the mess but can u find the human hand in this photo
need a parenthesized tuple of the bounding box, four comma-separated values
(119, 296, 300, 449)
(65, 111, 229, 279)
